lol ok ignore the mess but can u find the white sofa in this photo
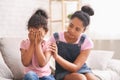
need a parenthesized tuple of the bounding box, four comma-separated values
(86, 50, 120, 80)
(0, 37, 120, 80)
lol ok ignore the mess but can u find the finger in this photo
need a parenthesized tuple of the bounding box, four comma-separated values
(38, 31, 42, 40)
(35, 32, 37, 39)
(30, 29, 34, 33)
(39, 31, 41, 36)
(37, 32, 40, 38)
(51, 44, 57, 48)
(29, 28, 32, 32)
(48, 45, 57, 51)
(30, 32, 35, 38)
(47, 43, 52, 46)
(51, 43, 56, 47)
(31, 28, 33, 32)
(47, 48, 56, 53)
(38, 28, 41, 32)
(39, 31, 41, 37)
(29, 30, 34, 34)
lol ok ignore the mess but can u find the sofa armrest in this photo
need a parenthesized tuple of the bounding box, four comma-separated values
(107, 59, 120, 75)
(0, 77, 13, 80)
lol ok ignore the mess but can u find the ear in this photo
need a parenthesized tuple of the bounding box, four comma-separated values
(82, 26, 86, 32)
(84, 27, 87, 32)
(45, 30, 48, 35)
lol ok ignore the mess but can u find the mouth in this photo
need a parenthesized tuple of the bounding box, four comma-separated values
(67, 32, 75, 39)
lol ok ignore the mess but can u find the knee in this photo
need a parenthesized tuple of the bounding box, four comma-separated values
(85, 73, 100, 80)
(72, 73, 87, 80)
(25, 71, 37, 77)
(64, 73, 87, 80)
(24, 71, 39, 80)
(41, 75, 55, 80)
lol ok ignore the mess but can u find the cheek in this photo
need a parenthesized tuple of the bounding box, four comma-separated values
(67, 26, 71, 30)
(75, 33, 80, 38)
(75, 32, 81, 37)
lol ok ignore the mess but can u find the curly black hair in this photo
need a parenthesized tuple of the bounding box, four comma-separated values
(27, 9, 48, 32)
(71, 5, 94, 28)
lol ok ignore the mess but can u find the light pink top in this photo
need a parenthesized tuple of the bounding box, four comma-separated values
(49, 32, 94, 50)
(20, 39, 51, 77)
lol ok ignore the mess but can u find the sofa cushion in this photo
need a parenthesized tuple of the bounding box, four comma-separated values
(93, 69, 120, 80)
(107, 59, 120, 75)
(0, 76, 13, 80)
(0, 38, 24, 80)
(0, 51, 13, 79)
(86, 50, 114, 70)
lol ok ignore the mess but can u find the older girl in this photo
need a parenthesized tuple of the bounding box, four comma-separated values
(49, 6, 99, 80)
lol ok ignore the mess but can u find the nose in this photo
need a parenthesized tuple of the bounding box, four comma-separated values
(70, 28, 75, 33)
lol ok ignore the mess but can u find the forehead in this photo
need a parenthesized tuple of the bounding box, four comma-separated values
(29, 27, 45, 32)
(71, 17, 83, 27)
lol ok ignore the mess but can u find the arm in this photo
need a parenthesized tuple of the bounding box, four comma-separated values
(20, 43, 34, 67)
(35, 44, 52, 67)
(35, 31, 52, 67)
(51, 43, 91, 72)
(56, 50, 90, 72)
(20, 30, 35, 67)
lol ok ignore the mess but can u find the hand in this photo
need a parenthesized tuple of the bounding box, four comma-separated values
(35, 30, 43, 45)
(28, 29, 35, 44)
(48, 42, 58, 59)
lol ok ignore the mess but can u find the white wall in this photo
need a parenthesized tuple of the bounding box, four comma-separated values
(0, 0, 49, 37)
(82, 0, 120, 40)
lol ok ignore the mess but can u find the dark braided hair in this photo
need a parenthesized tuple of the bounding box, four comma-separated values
(71, 5, 94, 29)
(27, 9, 48, 32)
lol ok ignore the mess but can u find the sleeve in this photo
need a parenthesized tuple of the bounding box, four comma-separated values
(20, 40, 28, 49)
(44, 35, 56, 52)
(47, 34, 56, 43)
(81, 37, 94, 50)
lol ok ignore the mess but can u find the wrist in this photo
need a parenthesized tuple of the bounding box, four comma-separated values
(35, 43, 42, 50)
(30, 42, 35, 46)
(35, 42, 41, 46)
(35, 40, 42, 45)
(54, 54, 59, 60)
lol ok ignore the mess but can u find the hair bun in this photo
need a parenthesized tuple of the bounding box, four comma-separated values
(34, 9, 48, 19)
(81, 5, 94, 16)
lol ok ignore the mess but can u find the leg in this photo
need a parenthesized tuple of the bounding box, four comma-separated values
(39, 75, 55, 80)
(64, 73, 87, 80)
(24, 71, 39, 80)
(85, 73, 101, 80)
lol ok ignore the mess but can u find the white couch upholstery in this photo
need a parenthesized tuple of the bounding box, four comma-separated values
(86, 50, 120, 80)
(0, 38, 24, 80)
(0, 37, 120, 80)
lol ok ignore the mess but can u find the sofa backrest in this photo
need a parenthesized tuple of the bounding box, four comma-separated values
(0, 37, 25, 80)
(86, 50, 114, 70)
(0, 51, 13, 79)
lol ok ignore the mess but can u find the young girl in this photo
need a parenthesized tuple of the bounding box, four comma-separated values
(49, 6, 100, 80)
(20, 9, 55, 80)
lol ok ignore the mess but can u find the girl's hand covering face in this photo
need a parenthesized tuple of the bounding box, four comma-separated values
(35, 30, 43, 45)
(28, 28, 45, 44)
(28, 29, 35, 43)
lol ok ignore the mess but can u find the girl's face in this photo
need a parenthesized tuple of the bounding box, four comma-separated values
(66, 17, 85, 39)
(28, 27, 47, 38)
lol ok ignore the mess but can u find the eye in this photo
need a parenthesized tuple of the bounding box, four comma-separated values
(76, 27, 80, 32)
(69, 23, 74, 28)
